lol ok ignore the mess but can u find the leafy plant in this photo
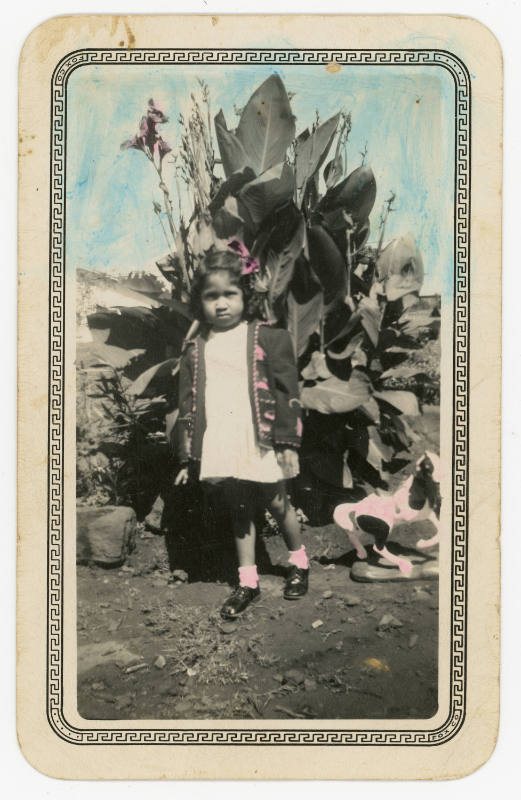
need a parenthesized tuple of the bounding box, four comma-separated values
(81, 74, 440, 519)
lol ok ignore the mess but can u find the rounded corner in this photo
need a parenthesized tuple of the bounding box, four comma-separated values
(18, 14, 75, 74)
(16, 724, 67, 781)
(451, 14, 504, 72)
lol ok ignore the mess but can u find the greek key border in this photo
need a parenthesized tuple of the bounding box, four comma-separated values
(48, 48, 470, 746)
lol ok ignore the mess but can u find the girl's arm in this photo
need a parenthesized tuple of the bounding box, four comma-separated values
(264, 328, 302, 449)
(174, 346, 194, 466)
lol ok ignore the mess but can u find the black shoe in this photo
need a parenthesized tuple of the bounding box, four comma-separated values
(284, 566, 309, 599)
(220, 585, 260, 619)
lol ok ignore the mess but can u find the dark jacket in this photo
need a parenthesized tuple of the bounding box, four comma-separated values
(175, 321, 302, 464)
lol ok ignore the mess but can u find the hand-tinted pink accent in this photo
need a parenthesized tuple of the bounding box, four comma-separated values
(416, 532, 440, 549)
(288, 545, 309, 570)
(373, 545, 413, 576)
(255, 344, 266, 360)
(227, 238, 260, 275)
(296, 418, 303, 437)
(239, 565, 259, 589)
(259, 423, 271, 433)
(348, 530, 368, 560)
(355, 494, 395, 528)
(256, 380, 269, 391)
(264, 411, 275, 420)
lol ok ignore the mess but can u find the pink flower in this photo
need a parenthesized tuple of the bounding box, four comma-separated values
(255, 345, 266, 361)
(121, 98, 171, 162)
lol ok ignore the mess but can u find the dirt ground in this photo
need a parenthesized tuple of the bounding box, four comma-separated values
(77, 409, 440, 722)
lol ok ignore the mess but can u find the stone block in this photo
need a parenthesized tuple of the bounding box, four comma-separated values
(77, 505, 136, 567)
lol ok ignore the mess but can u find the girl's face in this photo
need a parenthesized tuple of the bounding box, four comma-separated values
(200, 270, 244, 330)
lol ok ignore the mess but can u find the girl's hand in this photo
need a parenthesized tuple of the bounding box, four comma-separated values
(276, 449, 299, 480)
(174, 467, 189, 486)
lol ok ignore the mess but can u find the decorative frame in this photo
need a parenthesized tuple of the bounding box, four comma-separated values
(48, 47, 470, 745)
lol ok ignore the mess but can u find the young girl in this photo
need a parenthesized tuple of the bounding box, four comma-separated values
(174, 243, 309, 619)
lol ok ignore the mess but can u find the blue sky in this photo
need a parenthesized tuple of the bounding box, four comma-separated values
(66, 62, 454, 296)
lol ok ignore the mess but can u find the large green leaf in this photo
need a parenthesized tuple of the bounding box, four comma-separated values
(235, 75, 296, 175)
(374, 390, 420, 416)
(301, 372, 371, 414)
(237, 162, 294, 231)
(376, 234, 424, 301)
(287, 290, 323, 357)
(324, 152, 344, 190)
(318, 165, 377, 221)
(308, 224, 347, 305)
(267, 215, 308, 304)
(295, 113, 340, 205)
(358, 296, 383, 347)
(214, 110, 252, 178)
(128, 358, 180, 397)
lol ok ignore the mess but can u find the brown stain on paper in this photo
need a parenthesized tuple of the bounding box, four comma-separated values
(326, 61, 341, 74)
(211, 16, 219, 26)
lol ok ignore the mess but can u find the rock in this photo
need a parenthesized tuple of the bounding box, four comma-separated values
(344, 594, 361, 606)
(322, 590, 333, 599)
(154, 655, 167, 669)
(125, 663, 148, 674)
(144, 495, 165, 532)
(76, 505, 136, 567)
(91, 682, 105, 691)
(408, 634, 419, 649)
(284, 669, 306, 685)
(311, 619, 324, 629)
(77, 641, 142, 674)
(377, 613, 404, 631)
(172, 569, 189, 583)
(263, 525, 350, 566)
(273, 673, 284, 683)
(304, 678, 317, 691)
(219, 621, 238, 635)
(108, 619, 122, 633)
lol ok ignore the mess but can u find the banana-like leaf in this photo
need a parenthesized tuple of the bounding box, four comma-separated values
(212, 196, 245, 239)
(326, 331, 365, 361)
(214, 110, 253, 178)
(267, 215, 307, 304)
(374, 390, 420, 416)
(376, 234, 424, 300)
(238, 162, 294, 231)
(208, 166, 256, 215)
(308, 224, 347, 305)
(358, 296, 382, 347)
(235, 75, 296, 176)
(398, 308, 439, 336)
(380, 364, 432, 381)
(287, 290, 323, 357)
(318, 165, 377, 221)
(301, 372, 371, 414)
(289, 254, 322, 304)
(366, 425, 394, 471)
(128, 358, 180, 397)
(295, 113, 340, 205)
(324, 152, 344, 190)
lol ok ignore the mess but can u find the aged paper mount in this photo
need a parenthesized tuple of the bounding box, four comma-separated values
(17, 14, 501, 780)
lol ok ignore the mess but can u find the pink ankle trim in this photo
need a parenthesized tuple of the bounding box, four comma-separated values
(288, 546, 309, 570)
(238, 565, 259, 589)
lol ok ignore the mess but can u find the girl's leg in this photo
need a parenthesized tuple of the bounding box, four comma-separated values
(261, 481, 302, 551)
(261, 482, 309, 598)
(220, 481, 260, 619)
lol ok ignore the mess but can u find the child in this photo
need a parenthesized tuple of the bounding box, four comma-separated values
(174, 242, 309, 619)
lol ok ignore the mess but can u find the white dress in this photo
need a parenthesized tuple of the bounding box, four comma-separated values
(198, 322, 284, 483)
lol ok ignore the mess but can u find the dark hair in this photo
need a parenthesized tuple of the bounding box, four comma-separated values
(189, 246, 265, 322)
